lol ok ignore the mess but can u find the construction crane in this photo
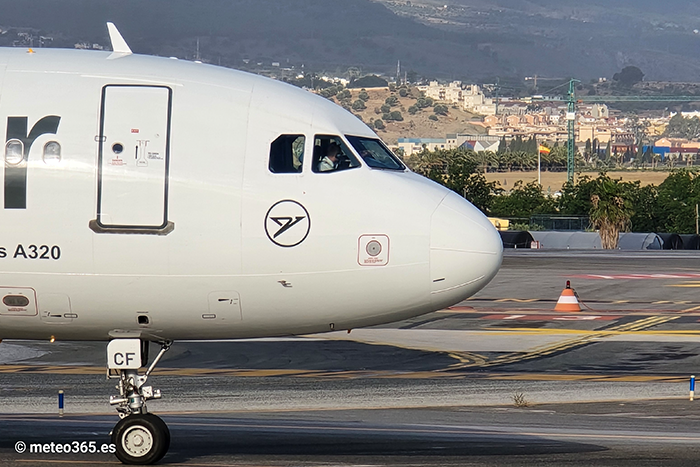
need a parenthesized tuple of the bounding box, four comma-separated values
(544, 79, 700, 183)
(566, 80, 580, 182)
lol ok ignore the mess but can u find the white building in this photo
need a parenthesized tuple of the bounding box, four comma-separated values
(417, 81, 496, 115)
(397, 134, 500, 157)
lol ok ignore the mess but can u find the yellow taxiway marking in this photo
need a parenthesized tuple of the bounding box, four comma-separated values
(454, 315, 680, 369)
(447, 351, 488, 367)
(653, 300, 692, 305)
(667, 281, 700, 288)
(0, 364, 688, 383)
(0, 315, 683, 379)
(486, 328, 700, 336)
(0, 365, 324, 377)
(437, 307, 476, 313)
(494, 298, 540, 303)
(682, 304, 700, 313)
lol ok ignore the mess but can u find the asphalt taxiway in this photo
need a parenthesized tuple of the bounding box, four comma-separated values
(4, 400, 700, 466)
(3, 249, 700, 465)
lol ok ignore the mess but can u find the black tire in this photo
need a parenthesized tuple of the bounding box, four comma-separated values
(111, 413, 170, 465)
(144, 414, 170, 462)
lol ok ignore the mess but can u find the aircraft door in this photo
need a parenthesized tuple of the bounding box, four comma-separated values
(94, 85, 172, 233)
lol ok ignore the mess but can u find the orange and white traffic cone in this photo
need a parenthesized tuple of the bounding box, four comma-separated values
(554, 280, 581, 312)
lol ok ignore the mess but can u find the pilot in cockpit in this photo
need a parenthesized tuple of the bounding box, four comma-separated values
(318, 142, 341, 172)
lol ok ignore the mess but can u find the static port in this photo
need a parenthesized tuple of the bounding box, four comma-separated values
(112, 143, 124, 154)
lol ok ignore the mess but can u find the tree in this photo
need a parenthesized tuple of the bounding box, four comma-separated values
(585, 139, 592, 161)
(385, 95, 399, 107)
(508, 135, 524, 153)
(319, 85, 340, 98)
(428, 114, 438, 121)
(357, 90, 369, 101)
(664, 113, 700, 139)
(525, 136, 538, 155)
(559, 175, 598, 216)
(388, 110, 403, 121)
(407, 148, 498, 213)
(588, 174, 635, 249)
(612, 66, 644, 87)
(398, 88, 409, 97)
(626, 115, 650, 161)
(408, 105, 419, 115)
(497, 136, 507, 154)
(628, 183, 660, 232)
(380, 104, 391, 113)
(348, 75, 388, 89)
(433, 104, 448, 116)
(491, 181, 557, 218)
(416, 97, 434, 109)
(373, 119, 385, 130)
(656, 170, 700, 233)
(352, 99, 366, 111)
(337, 89, 352, 100)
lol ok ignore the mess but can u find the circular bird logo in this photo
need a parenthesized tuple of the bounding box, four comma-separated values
(264, 200, 311, 247)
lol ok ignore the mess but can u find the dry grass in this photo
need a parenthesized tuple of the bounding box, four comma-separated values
(512, 392, 530, 408)
(346, 87, 484, 146)
(486, 171, 672, 192)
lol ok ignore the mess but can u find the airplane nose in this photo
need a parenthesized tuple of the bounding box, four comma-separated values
(430, 192, 503, 309)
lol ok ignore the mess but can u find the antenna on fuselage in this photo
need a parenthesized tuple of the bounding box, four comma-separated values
(106, 22, 132, 59)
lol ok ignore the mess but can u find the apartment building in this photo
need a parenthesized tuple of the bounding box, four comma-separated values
(417, 81, 497, 115)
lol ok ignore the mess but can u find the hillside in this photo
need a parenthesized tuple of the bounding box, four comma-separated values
(376, 0, 700, 82)
(2, 0, 700, 83)
(0, 0, 502, 80)
(328, 87, 486, 145)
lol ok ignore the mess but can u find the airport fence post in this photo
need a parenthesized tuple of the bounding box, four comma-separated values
(58, 390, 64, 416)
(691, 376, 695, 402)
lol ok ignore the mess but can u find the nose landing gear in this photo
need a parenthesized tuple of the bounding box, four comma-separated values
(107, 339, 172, 464)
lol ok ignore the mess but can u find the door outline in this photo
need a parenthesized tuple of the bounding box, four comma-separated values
(89, 84, 175, 235)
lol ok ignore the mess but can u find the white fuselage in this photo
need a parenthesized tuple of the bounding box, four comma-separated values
(0, 48, 502, 342)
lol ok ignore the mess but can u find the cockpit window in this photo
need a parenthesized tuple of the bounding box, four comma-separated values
(312, 135, 360, 173)
(346, 135, 405, 171)
(269, 135, 305, 173)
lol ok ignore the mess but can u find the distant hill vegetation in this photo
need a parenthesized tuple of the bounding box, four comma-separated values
(0, 0, 502, 79)
(2, 0, 700, 82)
(380, 0, 700, 82)
(348, 75, 388, 89)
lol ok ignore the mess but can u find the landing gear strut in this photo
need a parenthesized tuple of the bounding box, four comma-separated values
(107, 339, 172, 464)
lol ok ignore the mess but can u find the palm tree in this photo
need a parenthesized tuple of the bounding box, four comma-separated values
(479, 150, 497, 173)
(589, 174, 634, 249)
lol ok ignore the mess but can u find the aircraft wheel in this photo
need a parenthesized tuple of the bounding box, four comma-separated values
(112, 413, 170, 464)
